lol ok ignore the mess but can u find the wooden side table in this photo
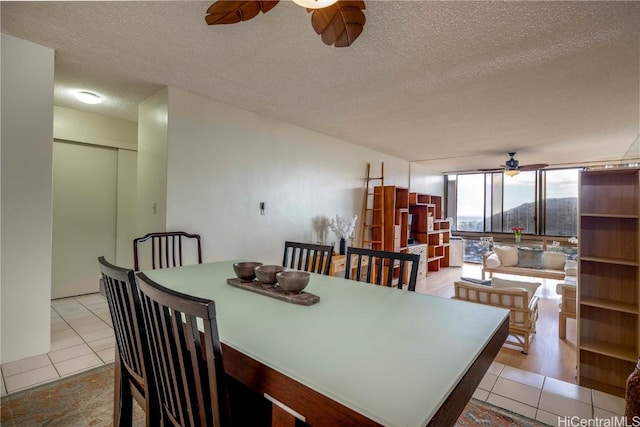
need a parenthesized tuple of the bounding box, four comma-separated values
(330, 254, 370, 277)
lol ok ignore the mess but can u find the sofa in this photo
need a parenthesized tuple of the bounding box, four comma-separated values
(482, 245, 571, 281)
(454, 278, 540, 354)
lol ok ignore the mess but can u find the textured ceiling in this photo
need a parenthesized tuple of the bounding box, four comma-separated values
(2, 1, 639, 173)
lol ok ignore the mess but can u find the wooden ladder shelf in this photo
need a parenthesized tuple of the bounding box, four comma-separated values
(360, 162, 384, 249)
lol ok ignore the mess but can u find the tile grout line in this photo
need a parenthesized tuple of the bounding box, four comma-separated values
(45, 302, 71, 381)
(493, 364, 597, 420)
(537, 376, 546, 415)
(53, 297, 112, 378)
(0, 305, 69, 387)
(1, 296, 114, 396)
(1, 371, 6, 397)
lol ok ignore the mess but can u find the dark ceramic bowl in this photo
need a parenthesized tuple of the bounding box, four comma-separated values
(254, 265, 285, 285)
(276, 271, 311, 293)
(233, 262, 263, 281)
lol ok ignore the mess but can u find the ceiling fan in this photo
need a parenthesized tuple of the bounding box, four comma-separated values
(480, 152, 549, 176)
(204, 0, 366, 47)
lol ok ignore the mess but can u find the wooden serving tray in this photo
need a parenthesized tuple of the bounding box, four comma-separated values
(226, 278, 320, 306)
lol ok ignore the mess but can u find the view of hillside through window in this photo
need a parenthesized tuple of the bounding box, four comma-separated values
(502, 171, 536, 233)
(544, 169, 579, 236)
(454, 169, 579, 236)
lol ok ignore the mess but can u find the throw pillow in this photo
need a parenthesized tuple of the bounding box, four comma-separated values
(485, 253, 501, 269)
(493, 245, 518, 267)
(542, 251, 567, 270)
(517, 248, 543, 269)
(492, 277, 541, 297)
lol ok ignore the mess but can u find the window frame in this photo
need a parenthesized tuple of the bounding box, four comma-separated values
(446, 167, 580, 238)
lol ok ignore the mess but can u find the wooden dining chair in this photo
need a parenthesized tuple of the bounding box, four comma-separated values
(98, 256, 159, 427)
(345, 247, 420, 291)
(282, 241, 334, 275)
(133, 231, 202, 271)
(135, 272, 231, 427)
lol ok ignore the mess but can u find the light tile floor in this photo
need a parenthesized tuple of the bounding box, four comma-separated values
(1, 293, 114, 395)
(0, 293, 629, 427)
(473, 362, 627, 426)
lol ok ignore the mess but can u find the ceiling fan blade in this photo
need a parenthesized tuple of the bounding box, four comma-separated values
(205, 0, 279, 25)
(519, 163, 549, 171)
(309, 1, 366, 47)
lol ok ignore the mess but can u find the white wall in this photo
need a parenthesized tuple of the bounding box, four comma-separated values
(410, 163, 445, 196)
(54, 106, 137, 150)
(161, 87, 409, 265)
(1, 34, 54, 363)
(116, 149, 138, 268)
(137, 88, 168, 238)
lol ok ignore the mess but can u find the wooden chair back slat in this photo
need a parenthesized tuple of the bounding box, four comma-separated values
(282, 241, 334, 275)
(98, 256, 159, 426)
(134, 231, 202, 271)
(345, 247, 420, 291)
(136, 272, 229, 427)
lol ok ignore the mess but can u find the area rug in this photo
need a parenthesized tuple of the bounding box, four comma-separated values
(456, 399, 548, 426)
(1, 364, 547, 426)
(1, 364, 145, 427)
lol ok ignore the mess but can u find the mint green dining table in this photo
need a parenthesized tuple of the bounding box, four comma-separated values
(143, 260, 509, 427)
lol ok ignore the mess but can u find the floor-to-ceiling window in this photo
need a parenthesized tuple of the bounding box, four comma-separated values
(456, 174, 485, 232)
(543, 169, 579, 236)
(449, 168, 580, 261)
(502, 171, 536, 233)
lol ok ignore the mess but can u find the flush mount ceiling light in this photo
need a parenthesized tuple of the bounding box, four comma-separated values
(74, 91, 102, 105)
(292, 0, 338, 8)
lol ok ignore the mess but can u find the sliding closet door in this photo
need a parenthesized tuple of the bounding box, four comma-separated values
(52, 141, 117, 298)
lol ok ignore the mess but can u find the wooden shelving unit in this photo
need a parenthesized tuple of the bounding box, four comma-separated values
(577, 167, 640, 397)
(372, 186, 411, 286)
(373, 186, 409, 252)
(409, 193, 450, 273)
(407, 243, 427, 289)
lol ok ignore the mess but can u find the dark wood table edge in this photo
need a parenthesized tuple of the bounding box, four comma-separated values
(427, 315, 510, 426)
(222, 343, 380, 426)
(221, 315, 509, 427)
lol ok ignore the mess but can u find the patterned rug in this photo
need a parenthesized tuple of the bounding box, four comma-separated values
(456, 399, 548, 426)
(1, 364, 547, 426)
(1, 365, 145, 427)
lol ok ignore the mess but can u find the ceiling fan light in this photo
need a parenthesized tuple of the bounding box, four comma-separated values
(74, 90, 102, 104)
(504, 169, 520, 177)
(292, 0, 338, 9)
